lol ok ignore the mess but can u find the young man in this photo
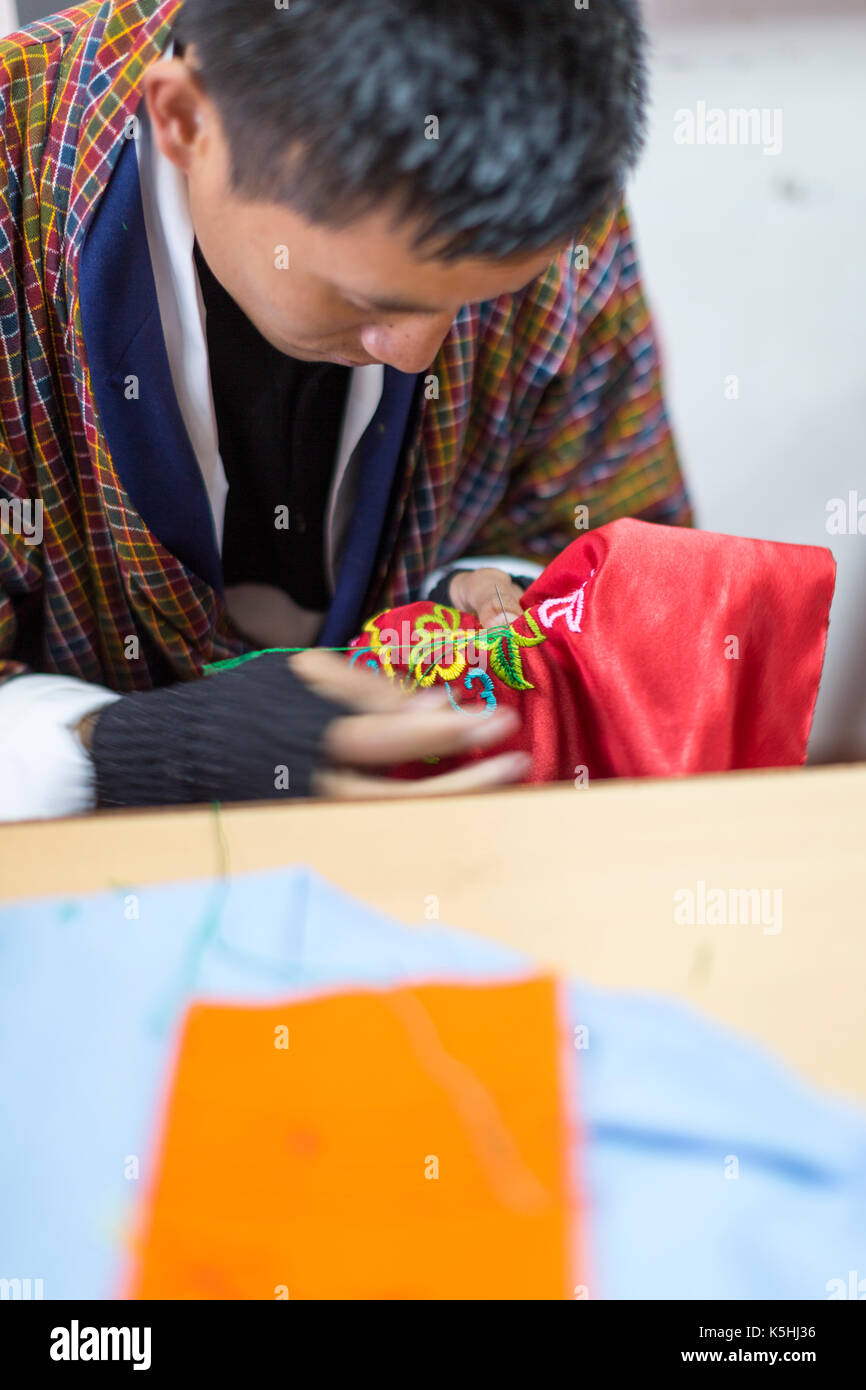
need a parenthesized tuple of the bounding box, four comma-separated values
(0, 0, 689, 819)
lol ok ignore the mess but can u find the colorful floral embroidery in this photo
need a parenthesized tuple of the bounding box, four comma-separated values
(355, 603, 546, 699)
(483, 614, 545, 691)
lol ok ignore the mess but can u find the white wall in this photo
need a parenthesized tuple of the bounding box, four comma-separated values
(630, 14, 866, 762)
(645, 0, 864, 19)
(0, 0, 18, 37)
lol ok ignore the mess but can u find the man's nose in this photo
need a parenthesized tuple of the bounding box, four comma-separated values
(360, 314, 453, 374)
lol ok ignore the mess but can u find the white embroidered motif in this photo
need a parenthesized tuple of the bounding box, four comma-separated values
(538, 572, 595, 633)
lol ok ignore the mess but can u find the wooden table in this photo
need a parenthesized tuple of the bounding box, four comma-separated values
(2, 763, 864, 1103)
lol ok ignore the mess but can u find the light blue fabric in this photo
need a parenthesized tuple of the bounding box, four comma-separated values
(0, 868, 527, 1299)
(572, 985, 866, 1299)
(1, 866, 864, 1300)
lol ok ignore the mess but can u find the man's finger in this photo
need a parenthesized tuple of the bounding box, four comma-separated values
(314, 749, 531, 800)
(450, 567, 524, 627)
(324, 704, 519, 767)
(288, 646, 449, 715)
(475, 589, 523, 629)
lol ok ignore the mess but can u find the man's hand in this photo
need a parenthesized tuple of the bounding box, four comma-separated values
(87, 647, 528, 808)
(448, 567, 525, 628)
(290, 648, 526, 800)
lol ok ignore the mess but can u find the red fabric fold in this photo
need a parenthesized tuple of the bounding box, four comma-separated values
(348, 519, 836, 783)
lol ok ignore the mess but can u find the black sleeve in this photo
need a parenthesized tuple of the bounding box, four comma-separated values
(90, 653, 351, 808)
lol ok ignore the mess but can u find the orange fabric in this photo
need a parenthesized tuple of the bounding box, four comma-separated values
(131, 976, 577, 1299)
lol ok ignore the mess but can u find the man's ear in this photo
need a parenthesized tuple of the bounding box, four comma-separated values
(141, 57, 208, 174)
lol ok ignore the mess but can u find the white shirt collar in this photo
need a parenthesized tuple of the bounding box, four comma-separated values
(134, 48, 384, 593)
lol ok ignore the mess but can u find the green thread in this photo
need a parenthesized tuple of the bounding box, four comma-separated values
(205, 641, 463, 675)
(204, 617, 543, 692)
(147, 801, 232, 1036)
(203, 647, 350, 675)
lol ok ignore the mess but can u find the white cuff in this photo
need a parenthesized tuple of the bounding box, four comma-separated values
(421, 553, 545, 600)
(0, 675, 121, 822)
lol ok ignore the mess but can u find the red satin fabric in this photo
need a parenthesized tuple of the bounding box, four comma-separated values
(348, 519, 836, 783)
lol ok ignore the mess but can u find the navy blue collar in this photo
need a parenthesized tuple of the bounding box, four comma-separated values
(79, 131, 224, 592)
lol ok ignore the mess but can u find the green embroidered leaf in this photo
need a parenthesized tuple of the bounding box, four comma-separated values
(488, 632, 532, 690)
(482, 613, 545, 692)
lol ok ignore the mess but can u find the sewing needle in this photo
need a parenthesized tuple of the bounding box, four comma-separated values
(494, 582, 512, 631)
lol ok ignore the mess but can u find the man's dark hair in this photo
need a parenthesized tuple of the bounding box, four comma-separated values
(174, 0, 647, 261)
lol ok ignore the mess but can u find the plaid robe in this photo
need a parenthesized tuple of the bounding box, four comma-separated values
(0, 0, 690, 694)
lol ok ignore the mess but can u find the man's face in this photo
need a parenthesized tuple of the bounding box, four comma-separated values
(144, 55, 563, 374)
